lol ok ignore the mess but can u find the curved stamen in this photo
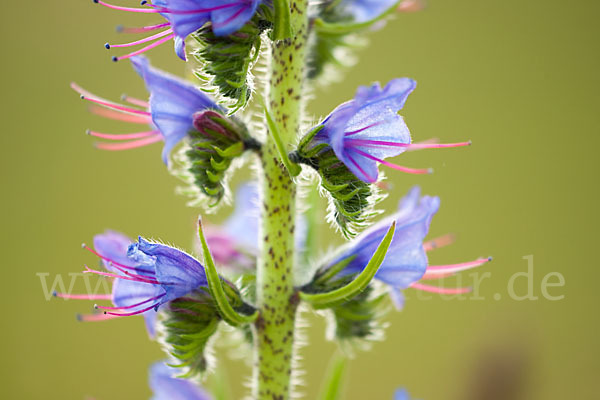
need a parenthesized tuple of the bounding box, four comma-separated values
(346, 150, 377, 182)
(89, 105, 152, 124)
(112, 33, 175, 61)
(346, 139, 471, 150)
(82, 244, 154, 275)
(117, 22, 170, 34)
(351, 148, 432, 175)
(81, 96, 151, 116)
(423, 233, 456, 252)
(95, 134, 163, 150)
(54, 292, 112, 300)
(96, 293, 165, 311)
(106, 28, 173, 48)
(104, 302, 160, 317)
(94, 0, 161, 13)
(410, 283, 471, 294)
(77, 313, 120, 322)
(121, 94, 150, 108)
(87, 130, 159, 140)
(84, 265, 161, 285)
(344, 122, 383, 136)
(425, 257, 492, 276)
(146, 3, 240, 14)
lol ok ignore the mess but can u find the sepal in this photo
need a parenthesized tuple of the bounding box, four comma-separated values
(181, 110, 260, 205)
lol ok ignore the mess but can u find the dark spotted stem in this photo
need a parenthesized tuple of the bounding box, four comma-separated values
(253, 1, 308, 399)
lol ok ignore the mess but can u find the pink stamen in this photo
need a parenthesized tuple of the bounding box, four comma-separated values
(104, 302, 160, 317)
(406, 138, 438, 152)
(411, 283, 472, 294)
(77, 313, 120, 322)
(146, 3, 239, 15)
(83, 244, 148, 274)
(113, 33, 175, 61)
(423, 233, 456, 252)
(54, 292, 112, 300)
(83, 265, 161, 285)
(89, 105, 151, 124)
(96, 293, 165, 311)
(95, 0, 161, 13)
(346, 139, 471, 150)
(419, 272, 454, 281)
(344, 122, 382, 136)
(107, 28, 173, 48)
(121, 95, 150, 108)
(425, 257, 492, 276)
(351, 148, 432, 175)
(117, 22, 170, 34)
(95, 134, 163, 151)
(347, 150, 377, 182)
(87, 130, 159, 141)
(81, 96, 151, 116)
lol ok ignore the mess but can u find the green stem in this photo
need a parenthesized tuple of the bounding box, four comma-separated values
(252, 1, 309, 399)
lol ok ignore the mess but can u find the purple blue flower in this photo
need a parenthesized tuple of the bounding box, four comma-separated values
(309, 79, 470, 183)
(394, 388, 412, 400)
(55, 231, 207, 336)
(149, 361, 213, 400)
(72, 55, 219, 164)
(95, 0, 263, 61)
(336, 0, 399, 23)
(326, 186, 491, 309)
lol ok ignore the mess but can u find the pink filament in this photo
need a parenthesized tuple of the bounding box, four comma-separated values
(96, 293, 165, 311)
(121, 95, 150, 108)
(425, 257, 492, 276)
(114, 33, 175, 61)
(55, 292, 112, 300)
(109, 28, 173, 48)
(88, 130, 159, 140)
(147, 3, 239, 15)
(351, 148, 432, 175)
(423, 233, 456, 252)
(77, 313, 120, 322)
(96, 1, 160, 13)
(118, 22, 170, 34)
(81, 96, 150, 116)
(411, 283, 471, 294)
(105, 302, 159, 317)
(347, 151, 377, 182)
(346, 138, 471, 150)
(95, 134, 163, 150)
(84, 265, 161, 285)
(89, 106, 151, 124)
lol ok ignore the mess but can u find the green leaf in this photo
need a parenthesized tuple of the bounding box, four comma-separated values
(198, 218, 258, 326)
(300, 221, 395, 308)
(317, 354, 347, 400)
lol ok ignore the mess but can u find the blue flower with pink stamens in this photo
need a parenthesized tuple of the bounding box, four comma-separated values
(308, 78, 471, 183)
(150, 361, 213, 400)
(95, 0, 264, 61)
(326, 186, 492, 309)
(55, 231, 207, 335)
(72, 55, 220, 164)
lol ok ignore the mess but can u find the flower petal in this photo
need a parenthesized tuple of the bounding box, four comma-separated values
(149, 361, 213, 400)
(211, 0, 261, 36)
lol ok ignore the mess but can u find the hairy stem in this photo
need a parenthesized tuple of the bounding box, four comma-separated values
(253, 1, 309, 399)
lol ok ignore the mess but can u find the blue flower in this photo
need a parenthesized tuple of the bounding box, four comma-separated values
(96, 0, 263, 61)
(393, 388, 412, 400)
(308, 79, 470, 183)
(326, 186, 491, 309)
(149, 361, 213, 400)
(72, 56, 219, 164)
(336, 0, 399, 23)
(56, 231, 208, 333)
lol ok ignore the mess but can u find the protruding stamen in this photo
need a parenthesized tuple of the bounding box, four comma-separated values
(120, 94, 150, 108)
(107, 28, 173, 48)
(94, 0, 160, 13)
(112, 34, 175, 62)
(83, 265, 161, 285)
(346, 138, 471, 150)
(116, 22, 170, 34)
(54, 291, 112, 300)
(77, 312, 120, 322)
(423, 233, 456, 252)
(96, 293, 165, 311)
(95, 134, 163, 150)
(82, 244, 153, 275)
(398, 0, 426, 13)
(104, 302, 160, 317)
(80, 96, 150, 116)
(410, 283, 471, 294)
(347, 151, 377, 182)
(87, 130, 159, 140)
(424, 257, 493, 276)
(344, 122, 383, 136)
(351, 148, 433, 175)
(88, 105, 151, 124)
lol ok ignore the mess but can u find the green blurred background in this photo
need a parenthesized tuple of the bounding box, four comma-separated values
(1, 0, 598, 398)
